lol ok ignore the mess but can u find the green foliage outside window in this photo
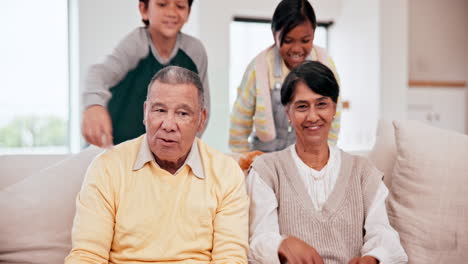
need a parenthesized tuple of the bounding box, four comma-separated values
(0, 115, 67, 148)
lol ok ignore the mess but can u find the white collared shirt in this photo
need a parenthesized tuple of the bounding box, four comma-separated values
(133, 135, 205, 178)
(246, 145, 408, 264)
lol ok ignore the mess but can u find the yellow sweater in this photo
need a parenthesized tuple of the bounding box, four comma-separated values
(65, 135, 249, 264)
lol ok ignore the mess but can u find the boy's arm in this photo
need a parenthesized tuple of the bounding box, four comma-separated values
(83, 27, 150, 109)
(211, 160, 249, 264)
(65, 156, 117, 264)
(82, 27, 149, 147)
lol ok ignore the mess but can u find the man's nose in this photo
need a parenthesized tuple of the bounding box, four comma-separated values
(161, 113, 177, 132)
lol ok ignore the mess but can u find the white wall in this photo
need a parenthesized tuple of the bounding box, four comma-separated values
(329, 0, 380, 150)
(379, 0, 409, 121)
(409, 0, 467, 82)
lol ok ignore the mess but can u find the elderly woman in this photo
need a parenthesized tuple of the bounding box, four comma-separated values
(247, 61, 408, 264)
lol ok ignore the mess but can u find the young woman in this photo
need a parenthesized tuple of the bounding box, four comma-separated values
(229, 0, 340, 153)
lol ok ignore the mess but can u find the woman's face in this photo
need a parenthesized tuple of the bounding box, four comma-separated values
(275, 20, 315, 70)
(286, 81, 336, 148)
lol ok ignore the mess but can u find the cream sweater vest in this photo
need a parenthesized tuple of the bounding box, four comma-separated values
(251, 148, 382, 264)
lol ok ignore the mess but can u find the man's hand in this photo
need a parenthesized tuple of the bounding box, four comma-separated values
(82, 105, 113, 148)
(278, 236, 324, 264)
(348, 256, 379, 264)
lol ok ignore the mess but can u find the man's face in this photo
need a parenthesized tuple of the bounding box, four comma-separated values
(144, 80, 206, 164)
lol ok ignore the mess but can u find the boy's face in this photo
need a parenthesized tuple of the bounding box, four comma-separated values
(139, 0, 190, 39)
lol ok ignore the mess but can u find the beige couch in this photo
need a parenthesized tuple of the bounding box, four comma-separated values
(0, 120, 467, 263)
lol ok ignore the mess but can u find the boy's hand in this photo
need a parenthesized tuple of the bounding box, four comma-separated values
(82, 105, 113, 148)
(278, 236, 324, 264)
(348, 256, 379, 264)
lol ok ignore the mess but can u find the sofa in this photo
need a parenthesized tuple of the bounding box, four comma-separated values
(0, 120, 467, 263)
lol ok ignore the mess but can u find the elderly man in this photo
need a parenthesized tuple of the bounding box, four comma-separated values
(65, 66, 249, 264)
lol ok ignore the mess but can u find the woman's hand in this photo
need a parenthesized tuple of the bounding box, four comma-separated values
(348, 256, 379, 264)
(278, 236, 324, 264)
(82, 105, 113, 148)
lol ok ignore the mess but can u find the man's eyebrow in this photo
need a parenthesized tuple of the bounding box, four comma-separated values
(176, 104, 195, 113)
(150, 102, 166, 108)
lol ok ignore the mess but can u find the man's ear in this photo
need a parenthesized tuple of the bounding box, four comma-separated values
(139, 1, 148, 21)
(143, 101, 148, 126)
(197, 108, 207, 133)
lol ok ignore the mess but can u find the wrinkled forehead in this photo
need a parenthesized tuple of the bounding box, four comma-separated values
(148, 81, 201, 107)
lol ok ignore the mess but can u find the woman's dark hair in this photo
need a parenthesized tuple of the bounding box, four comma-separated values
(281, 61, 339, 106)
(139, 0, 194, 26)
(271, 0, 317, 46)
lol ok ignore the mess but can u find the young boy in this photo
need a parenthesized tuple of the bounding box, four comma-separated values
(82, 0, 209, 147)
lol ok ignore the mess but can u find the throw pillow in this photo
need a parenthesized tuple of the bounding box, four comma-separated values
(387, 120, 468, 263)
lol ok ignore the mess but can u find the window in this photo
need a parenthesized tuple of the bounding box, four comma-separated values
(229, 17, 330, 107)
(0, 1, 70, 154)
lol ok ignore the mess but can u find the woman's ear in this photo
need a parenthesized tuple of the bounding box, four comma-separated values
(285, 104, 292, 118)
(332, 101, 337, 117)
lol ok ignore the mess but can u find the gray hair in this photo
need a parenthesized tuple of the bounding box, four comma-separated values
(146, 66, 204, 109)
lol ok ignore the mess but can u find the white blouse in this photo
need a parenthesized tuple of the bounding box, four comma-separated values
(246, 145, 408, 264)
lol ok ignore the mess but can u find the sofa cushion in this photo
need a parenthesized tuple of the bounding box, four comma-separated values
(0, 154, 70, 191)
(387, 120, 468, 263)
(0, 146, 103, 264)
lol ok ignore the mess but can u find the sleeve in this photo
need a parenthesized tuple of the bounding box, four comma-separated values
(361, 183, 408, 264)
(246, 168, 284, 264)
(326, 56, 341, 146)
(211, 160, 250, 264)
(229, 61, 257, 153)
(82, 28, 150, 110)
(64, 156, 116, 264)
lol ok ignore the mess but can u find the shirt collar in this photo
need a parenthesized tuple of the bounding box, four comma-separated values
(133, 135, 205, 179)
(289, 144, 336, 173)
